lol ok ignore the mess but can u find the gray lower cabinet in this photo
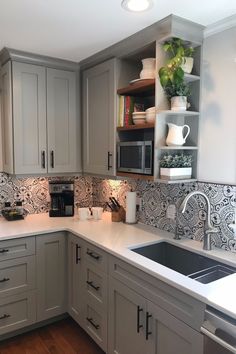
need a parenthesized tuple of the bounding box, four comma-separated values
(36, 232, 67, 321)
(68, 235, 108, 351)
(82, 58, 116, 176)
(0, 291, 36, 336)
(146, 300, 203, 354)
(68, 233, 84, 326)
(0, 236, 36, 336)
(108, 277, 203, 354)
(108, 277, 146, 354)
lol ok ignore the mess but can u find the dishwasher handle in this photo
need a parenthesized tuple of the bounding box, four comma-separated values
(201, 326, 236, 354)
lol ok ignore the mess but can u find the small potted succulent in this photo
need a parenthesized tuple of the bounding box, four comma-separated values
(159, 153, 193, 179)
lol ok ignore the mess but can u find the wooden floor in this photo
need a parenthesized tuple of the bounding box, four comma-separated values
(0, 318, 105, 354)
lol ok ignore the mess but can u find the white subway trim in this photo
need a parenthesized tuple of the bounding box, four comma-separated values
(204, 14, 236, 37)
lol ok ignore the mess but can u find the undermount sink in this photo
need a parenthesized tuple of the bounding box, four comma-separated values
(131, 242, 235, 284)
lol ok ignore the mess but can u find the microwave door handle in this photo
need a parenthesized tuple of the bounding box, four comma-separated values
(141, 143, 145, 173)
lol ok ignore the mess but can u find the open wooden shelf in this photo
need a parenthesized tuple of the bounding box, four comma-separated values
(117, 79, 155, 96)
(116, 171, 154, 181)
(117, 123, 155, 131)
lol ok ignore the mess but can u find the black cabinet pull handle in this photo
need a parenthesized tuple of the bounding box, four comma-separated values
(86, 317, 100, 330)
(0, 314, 10, 320)
(41, 150, 46, 169)
(0, 277, 10, 283)
(107, 151, 112, 171)
(86, 280, 100, 291)
(86, 251, 100, 261)
(50, 150, 54, 168)
(0, 249, 9, 254)
(137, 306, 143, 333)
(146, 312, 152, 340)
(76, 244, 81, 264)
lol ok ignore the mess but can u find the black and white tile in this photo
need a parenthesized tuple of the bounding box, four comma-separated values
(0, 172, 235, 251)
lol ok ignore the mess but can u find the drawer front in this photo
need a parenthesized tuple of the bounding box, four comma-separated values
(109, 256, 205, 331)
(84, 242, 107, 272)
(0, 256, 35, 298)
(84, 301, 107, 351)
(0, 291, 36, 335)
(0, 237, 35, 261)
(84, 262, 107, 309)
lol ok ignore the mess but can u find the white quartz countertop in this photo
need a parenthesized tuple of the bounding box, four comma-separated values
(0, 212, 236, 319)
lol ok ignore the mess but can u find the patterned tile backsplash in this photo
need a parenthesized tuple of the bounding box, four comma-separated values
(92, 178, 236, 252)
(0, 172, 235, 252)
(0, 173, 93, 214)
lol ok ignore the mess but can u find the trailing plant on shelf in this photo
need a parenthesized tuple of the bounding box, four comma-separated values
(162, 38, 194, 62)
(160, 153, 192, 168)
(158, 37, 194, 110)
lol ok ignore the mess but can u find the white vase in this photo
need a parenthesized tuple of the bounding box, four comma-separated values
(140, 58, 156, 79)
(160, 167, 192, 180)
(181, 57, 194, 74)
(171, 96, 188, 111)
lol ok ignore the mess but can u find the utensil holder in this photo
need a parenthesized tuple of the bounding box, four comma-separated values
(111, 207, 125, 222)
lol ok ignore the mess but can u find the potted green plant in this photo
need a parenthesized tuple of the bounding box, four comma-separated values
(159, 153, 193, 180)
(158, 38, 193, 111)
(163, 37, 194, 74)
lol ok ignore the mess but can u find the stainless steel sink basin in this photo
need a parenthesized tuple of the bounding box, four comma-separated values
(131, 242, 235, 284)
(189, 265, 235, 284)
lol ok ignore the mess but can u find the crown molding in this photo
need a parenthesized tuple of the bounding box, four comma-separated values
(204, 14, 236, 38)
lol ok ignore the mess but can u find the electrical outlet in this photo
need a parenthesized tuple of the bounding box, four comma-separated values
(166, 204, 176, 220)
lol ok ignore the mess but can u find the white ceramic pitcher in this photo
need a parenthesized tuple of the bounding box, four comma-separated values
(166, 123, 190, 146)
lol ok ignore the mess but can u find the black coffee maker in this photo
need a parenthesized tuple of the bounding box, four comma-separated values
(49, 181, 74, 217)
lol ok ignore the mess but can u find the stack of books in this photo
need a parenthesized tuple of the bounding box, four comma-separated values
(118, 96, 144, 127)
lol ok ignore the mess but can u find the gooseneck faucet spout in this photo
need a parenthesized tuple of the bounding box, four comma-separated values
(179, 191, 218, 251)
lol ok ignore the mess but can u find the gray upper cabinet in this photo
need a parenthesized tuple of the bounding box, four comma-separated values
(12, 62, 47, 174)
(82, 59, 116, 176)
(0, 61, 15, 173)
(47, 68, 78, 173)
(0, 60, 80, 174)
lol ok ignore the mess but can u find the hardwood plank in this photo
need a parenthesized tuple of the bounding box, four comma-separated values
(0, 318, 104, 354)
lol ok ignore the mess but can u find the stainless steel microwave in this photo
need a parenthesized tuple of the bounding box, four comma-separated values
(117, 141, 153, 175)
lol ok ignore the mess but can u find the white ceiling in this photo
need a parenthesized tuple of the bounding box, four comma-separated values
(0, 0, 235, 62)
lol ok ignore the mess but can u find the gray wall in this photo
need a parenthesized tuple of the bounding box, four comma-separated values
(198, 26, 236, 184)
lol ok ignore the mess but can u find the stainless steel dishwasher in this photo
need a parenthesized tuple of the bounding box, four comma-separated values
(201, 306, 236, 354)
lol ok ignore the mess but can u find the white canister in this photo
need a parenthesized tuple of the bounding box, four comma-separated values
(140, 58, 156, 79)
(78, 207, 91, 220)
(126, 191, 137, 224)
(92, 207, 103, 220)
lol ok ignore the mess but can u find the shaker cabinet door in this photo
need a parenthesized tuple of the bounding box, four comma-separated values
(0, 61, 14, 173)
(47, 68, 79, 173)
(36, 232, 67, 321)
(108, 278, 146, 354)
(12, 62, 47, 174)
(146, 300, 203, 354)
(68, 233, 84, 326)
(82, 59, 116, 176)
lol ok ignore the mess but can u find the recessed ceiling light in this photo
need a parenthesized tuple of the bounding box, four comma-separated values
(121, 0, 154, 12)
